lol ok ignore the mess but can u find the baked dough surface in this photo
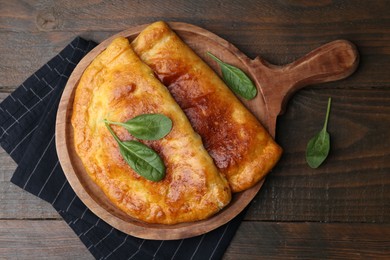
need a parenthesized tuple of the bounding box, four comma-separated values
(132, 21, 283, 192)
(72, 37, 231, 224)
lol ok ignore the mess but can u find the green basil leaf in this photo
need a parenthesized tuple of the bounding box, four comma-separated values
(207, 52, 257, 100)
(119, 140, 165, 181)
(105, 123, 165, 181)
(306, 129, 330, 168)
(104, 114, 172, 140)
(306, 98, 332, 168)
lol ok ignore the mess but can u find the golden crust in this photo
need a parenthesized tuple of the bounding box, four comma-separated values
(132, 21, 283, 192)
(71, 37, 231, 224)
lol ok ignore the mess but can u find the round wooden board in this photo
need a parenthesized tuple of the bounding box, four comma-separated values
(55, 22, 358, 240)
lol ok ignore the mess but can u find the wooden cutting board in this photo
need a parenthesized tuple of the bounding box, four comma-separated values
(55, 22, 359, 240)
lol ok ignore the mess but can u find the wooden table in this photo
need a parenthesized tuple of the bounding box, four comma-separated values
(1, 0, 389, 259)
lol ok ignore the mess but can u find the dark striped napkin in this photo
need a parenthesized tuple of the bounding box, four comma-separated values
(0, 37, 245, 259)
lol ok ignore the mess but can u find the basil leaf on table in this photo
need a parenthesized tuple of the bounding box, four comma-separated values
(105, 122, 166, 181)
(207, 52, 257, 100)
(104, 114, 172, 140)
(306, 97, 332, 169)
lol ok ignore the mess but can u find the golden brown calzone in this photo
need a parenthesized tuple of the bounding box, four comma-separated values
(72, 37, 231, 224)
(132, 21, 282, 192)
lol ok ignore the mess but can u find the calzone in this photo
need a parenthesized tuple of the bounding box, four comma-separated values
(72, 37, 231, 224)
(132, 21, 283, 192)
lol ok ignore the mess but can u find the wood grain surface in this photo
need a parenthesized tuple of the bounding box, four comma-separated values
(1, 0, 390, 258)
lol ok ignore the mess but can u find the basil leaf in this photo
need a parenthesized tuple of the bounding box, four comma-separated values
(105, 123, 165, 181)
(119, 140, 165, 181)
(104, 114, 172, 140)
(207, 52, 257, 100)
(306, 98, 332, 168)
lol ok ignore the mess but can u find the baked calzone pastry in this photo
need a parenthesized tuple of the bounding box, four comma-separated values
(72, 37, 231, 224)
(132, 21, 283, 192)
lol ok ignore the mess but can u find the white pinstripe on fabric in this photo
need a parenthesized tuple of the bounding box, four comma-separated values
(80, 206, 89, 220)
(0, 126, 9, 136)
(9, 124, 39, 155)
(170, 239, 184, 260)
(127, 239, 145, 260)
(29, 88, 44, 102)
(70, 42, 85, 52)
(58, 53, 65, 61)
(33, 73, 41, 81)
(65, 193, 77, 212)
(45, 63, 53, 71)
(22, 134, 55, 189)
(87, 243, 94, 250)
(104, 234, 129, 259)
(71, 217, 79, 225)
(53, 67, 70, 79)
(37, 160, 59, 197)
(37, 74, 55, 90)
(81, 218, 101, 238)
(8, 94, 16, 102)
(0, 85, 55, 138)
(152, 240, 164, 259)
(95, 227, 115, 247)
(190, 234, 205, 260)
(209, 221, 231, 259)
(66, 213, 81, 227)
(51, 178, 68, 205)
(17, 97, 32, 113)
(66, 57, 77, 65)
(5, 109, 20, 124)
(54, 67, 62, 76)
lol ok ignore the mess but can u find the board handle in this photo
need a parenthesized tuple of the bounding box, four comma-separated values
(250, 40, 359, 134)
